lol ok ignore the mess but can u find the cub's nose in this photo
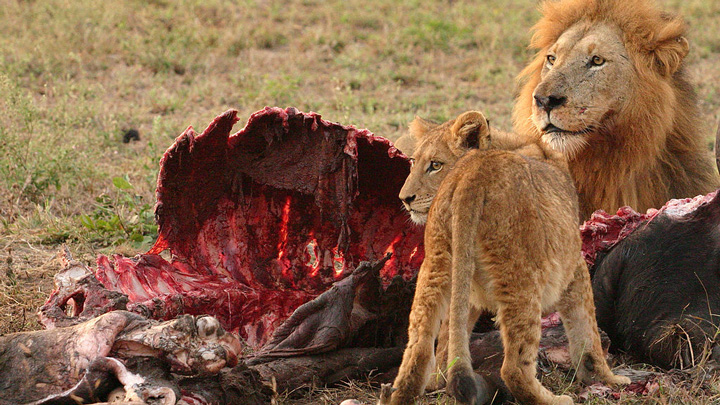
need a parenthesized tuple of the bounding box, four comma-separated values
(534, 94, 567, 112)
(401, 195, 416, 204)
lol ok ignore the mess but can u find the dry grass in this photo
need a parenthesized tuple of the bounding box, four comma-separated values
(272, 356, 720, 404)
(1, 0, 719, 403)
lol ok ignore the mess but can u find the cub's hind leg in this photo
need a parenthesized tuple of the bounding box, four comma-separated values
(557, 258, 631, 386)
(429, 304, 484, 392)
(443, 205, 494, 405)
(382, 253, 451, 405)
(446, 278, 490, 404)
(497, 292, 573, 405)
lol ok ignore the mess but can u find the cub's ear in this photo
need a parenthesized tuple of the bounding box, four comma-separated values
(408, 116, 437, 140)
(451, 111, 490, 151)
(393, 133, 416, 157)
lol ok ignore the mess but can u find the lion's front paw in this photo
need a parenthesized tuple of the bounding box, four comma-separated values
(447, 368, 491, 404)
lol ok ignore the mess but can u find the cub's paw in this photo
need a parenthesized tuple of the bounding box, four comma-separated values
(425, 372, 447, 392)
(376, 384, 395, 405)
(447, 368, 491, 404)
(376, 384, 414, 405)
(551, 394, 574, 405)
(605, 374, 631, 386)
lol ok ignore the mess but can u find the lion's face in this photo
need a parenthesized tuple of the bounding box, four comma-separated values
(531, 22, 634, 157)
(398, 111, 490, 224)
(513, 0, 707, 218)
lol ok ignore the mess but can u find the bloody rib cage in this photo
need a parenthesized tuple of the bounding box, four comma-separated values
(93, 107, 424, 347)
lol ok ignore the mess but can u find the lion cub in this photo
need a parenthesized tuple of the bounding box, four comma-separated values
(381, 111, 629, 405)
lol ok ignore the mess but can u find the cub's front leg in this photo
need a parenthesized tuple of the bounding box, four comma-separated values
(379, 254, 450, 405)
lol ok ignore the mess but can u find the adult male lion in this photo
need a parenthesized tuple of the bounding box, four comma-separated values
(382, 111, 629, 405)
(513, 0, 719, 219)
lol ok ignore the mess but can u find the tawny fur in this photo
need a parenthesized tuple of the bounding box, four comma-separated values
(512, 0, 719, 219)
(398, 113, 548, 225)
(392, 132, 417, 157)
(385, 112, 629, 405)
(399, 113, 553, 393)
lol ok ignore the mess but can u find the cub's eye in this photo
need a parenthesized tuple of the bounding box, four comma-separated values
(428, 161, 443, 172)
(546, 55, 556, 66)
(590, 55, 605, 66)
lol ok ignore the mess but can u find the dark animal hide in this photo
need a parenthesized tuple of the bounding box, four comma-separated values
(583, 190, 720, 369)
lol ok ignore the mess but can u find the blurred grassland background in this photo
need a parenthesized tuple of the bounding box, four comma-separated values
(1, 0, 719, 402)
(2, 0, 719, 255)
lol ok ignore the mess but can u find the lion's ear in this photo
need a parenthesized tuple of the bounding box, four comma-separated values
(650, 14, 689, 76)
(451, 111, 491, 151)
(652, 36, 689, 76)
(408, 116, 437, 140)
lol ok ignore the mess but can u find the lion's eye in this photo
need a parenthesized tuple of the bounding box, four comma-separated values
(590, 55, 605, 66)
(429, 161, 443, 172)
(546, 55, 556, 66)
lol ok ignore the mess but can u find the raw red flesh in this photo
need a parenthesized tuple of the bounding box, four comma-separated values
(580, 191, 718, 269)
(95, 107, 424, 347)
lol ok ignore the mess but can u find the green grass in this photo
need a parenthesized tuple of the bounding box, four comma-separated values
(1, 0, 720, 402)
(2, 0, 718, 251)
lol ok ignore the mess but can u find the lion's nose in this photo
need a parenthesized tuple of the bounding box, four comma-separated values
(534, 94, 567, 112)
(402, 195, 416, 204)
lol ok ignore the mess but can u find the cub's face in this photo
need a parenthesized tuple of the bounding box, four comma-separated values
(398, 111, 490, 224)
(531, 22, 633, 157)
